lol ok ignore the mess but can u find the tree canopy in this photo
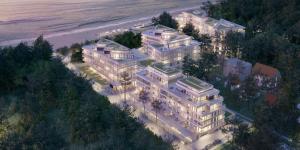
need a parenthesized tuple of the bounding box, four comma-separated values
(0, 36, 172, 149)
(152, 12, 178, 29)
(182, 52, 218, 81)
(206, 0, 300, 148)
(208, 0, 300, 45)
(113, 31, 142, 49)
(70, 43, 84, 63)
(182, 23, 212, 51)
(32, 35, 52, 60)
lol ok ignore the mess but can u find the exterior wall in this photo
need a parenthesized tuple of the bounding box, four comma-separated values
(142, 42, 200, 65)
(223, 58, 252, 81)
(254, 74, 280, 88)
(175, 12, 216, 36)
(142, 26, 200, 65)
(175, 12, 245, 53)
(135, 68, 224, 135)
(83, 45, 137, 86)
(161, 87, 224, 134)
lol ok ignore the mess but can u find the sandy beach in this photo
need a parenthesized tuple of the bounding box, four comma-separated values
(0, 1, 212, 49)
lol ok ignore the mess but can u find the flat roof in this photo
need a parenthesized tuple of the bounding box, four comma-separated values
(97, 38, 130, 51)
(83, 39, 137, 65)
(143, 25, 191, 42)
(206, 17, 218, 26)
(217, 19, 245, 29)
(151, 63, 180, 75)
(182, 11, 245, 30)
(151, 43, 165, 48)
(179, 76, 213, 91)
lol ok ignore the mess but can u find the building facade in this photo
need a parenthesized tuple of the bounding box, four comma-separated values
(83, 39, 137, 91)
(252, 63, 281, 88)
(141, 25, 200, 65)
(223, 58, 252, 81)
(175, 11, 245, 53)
(135, 63, 225, 135)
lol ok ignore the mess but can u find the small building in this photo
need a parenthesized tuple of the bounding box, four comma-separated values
(252, 63, 281, 88)
(141, 25, 200, 65)
(135, 63, 225, 135)
(175, 11, 245, 53)
(83, 39, 138, 91)
(223, 58, 252, 81)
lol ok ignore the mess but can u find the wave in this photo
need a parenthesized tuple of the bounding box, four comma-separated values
(78, 16, 128, 27)
(0, 17, 57, 25)
(0, 5, 202, 47)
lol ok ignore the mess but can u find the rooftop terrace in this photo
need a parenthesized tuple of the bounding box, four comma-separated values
(151, 63, 180, 76)
(153, 24, 177, 32)
(182, 11, 245, 30)
(97, 38, 130, 52)
(216, 19, 245, 30)
(83, 39, 137, 64)
(143, 25, 190, 43)
(178, 77, 213, 92)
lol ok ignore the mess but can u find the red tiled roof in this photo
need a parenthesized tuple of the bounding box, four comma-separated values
(252, 63, 280, 77)
(265, 93, 277, 106)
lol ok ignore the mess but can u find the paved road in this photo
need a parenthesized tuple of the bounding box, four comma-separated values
(223, 106, 293, 144)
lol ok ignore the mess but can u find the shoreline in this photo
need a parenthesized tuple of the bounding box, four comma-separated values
(0, 5, 203, 49)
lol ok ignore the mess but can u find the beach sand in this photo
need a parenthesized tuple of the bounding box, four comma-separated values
(0, 5, 205, 50)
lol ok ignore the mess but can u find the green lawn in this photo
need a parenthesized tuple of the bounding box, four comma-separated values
(77, 65, 107, 85)
(221, 87, 254, 119)
(212, 81, 254, 119)
(138, 59, 155, 67)
(215, 142, 234, 150)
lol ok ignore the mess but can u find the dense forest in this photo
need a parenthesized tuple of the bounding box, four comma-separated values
(0, 36, 172, 149)
(206, 0, 300, 149)
(208, 0, 300, 44)
(176, 0, 300, 148)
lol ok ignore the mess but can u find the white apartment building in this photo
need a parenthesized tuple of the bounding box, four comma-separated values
(175, 10, 245, 52)
(83, 39, 137, 91)
(136, 63, 224, 135)
(141, 25, 200, 65)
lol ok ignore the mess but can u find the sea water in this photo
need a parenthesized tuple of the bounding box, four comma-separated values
(0, 0, 202, 42)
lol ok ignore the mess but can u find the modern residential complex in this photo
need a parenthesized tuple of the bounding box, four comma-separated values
(82, 22, 226, 138)
(136, 63, 225, 135)
(83, 39, 138, 91)
(175, 10, 245, 52)
(141, 25, 200, 65)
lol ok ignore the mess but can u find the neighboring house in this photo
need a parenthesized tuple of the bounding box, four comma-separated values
(252, 63, 281, 88)
(135, 63, 225, 135)
(175, 10, 245, 53)
(141, 25, 200, 65)
(83, 39, 138, 92)
(251, 63, 281, 106)
(223, 58, 252, 81)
